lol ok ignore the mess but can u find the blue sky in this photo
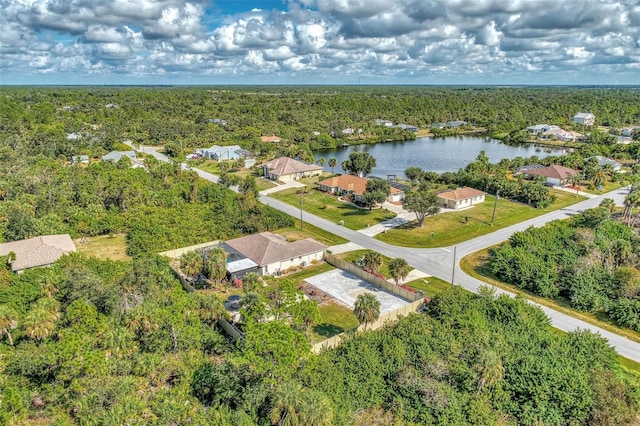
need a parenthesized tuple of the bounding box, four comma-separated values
(1, 0, 639, 85)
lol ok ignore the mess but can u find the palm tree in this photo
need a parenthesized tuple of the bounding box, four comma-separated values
(23, 307, 56, 341)
(388, 258, 411, 285)
(180, 250, 203, 281)
(341, 160, 349, 174)
(270, 381, 333, 426)
(354, 293, 381, 330)
(205, 248, 228, 289)
(475, 349, 504, 393)
(316, 157, 326, 167)
(599, 198, 616, 216)
(0, 305, 18, 346)
(270, 381, 305, 426)
(328, 157, 337, 174)
(362, 251, 383, 273)
(242, 272, 260, 292)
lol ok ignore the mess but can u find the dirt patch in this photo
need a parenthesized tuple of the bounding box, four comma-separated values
(301, 282, 338, 305)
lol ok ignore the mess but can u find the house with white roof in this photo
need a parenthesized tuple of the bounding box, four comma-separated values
(572, 112, 595, 126)
(196, 145, 244, 161)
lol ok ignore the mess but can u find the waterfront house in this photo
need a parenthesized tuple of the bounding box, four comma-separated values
(262, 157, 323, 182)
(523, 164, 580, 186)
(317, 174, 404, 203)
(437, 187, 486, 210)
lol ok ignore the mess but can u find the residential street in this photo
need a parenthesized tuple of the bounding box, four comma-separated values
(127, 143, 640, 362)
(261, 188, 640, 362)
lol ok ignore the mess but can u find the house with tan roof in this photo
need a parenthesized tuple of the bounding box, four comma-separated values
(0, 235, 76, 272)
(523, 164, 580, 186)
(437, 187, 487, 210)
(222, 232, 326, 276)
(318, 174, 404, 203)
(262, 157, 323, 182)
(260, 135, 282, 143)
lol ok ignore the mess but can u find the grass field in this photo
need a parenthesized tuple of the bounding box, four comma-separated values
(270, 186, 397, 230)
(311, 302, 359, 343)
(405, 276, 452, 298)
(570, 179, 624, 195)
(375, 189, 586, 248)
(460, 247, 640, 345)
(274, 221, 348, 246)
(76, 234, 131, 261)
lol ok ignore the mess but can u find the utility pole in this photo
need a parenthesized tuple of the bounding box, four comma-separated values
(491, 189, 499, 226)
(451, 245, 457, 284)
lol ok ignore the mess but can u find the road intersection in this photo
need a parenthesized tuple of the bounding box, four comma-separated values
(127, 142, 640, 362)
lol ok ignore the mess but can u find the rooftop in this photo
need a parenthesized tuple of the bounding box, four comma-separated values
(524, 164, 580, 180)
(224, 232, 326, 266)
(437, 187, 486, 201)
(318, 174, 402, 196)
(263, 157, 322, 176)
(0, 235, 76, 272)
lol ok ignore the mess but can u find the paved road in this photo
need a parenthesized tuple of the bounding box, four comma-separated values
(126, 142, 639, 361)
(261, 189, 640, 362)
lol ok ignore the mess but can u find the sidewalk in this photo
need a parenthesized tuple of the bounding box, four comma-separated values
(553, 185, 598, 199)
(259, 180, 306, 195)
(358, 201, 414, 237)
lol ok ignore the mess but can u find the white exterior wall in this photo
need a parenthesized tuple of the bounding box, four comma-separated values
(263, 250, 325, 275)
(387, 192, 404, 202)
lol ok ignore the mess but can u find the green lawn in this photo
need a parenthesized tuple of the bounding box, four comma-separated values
(335, 249, 400, 279)
(405, 276, 452, 298)
(375, 189, 586, 248)
(270, 186, 397, 230)
(284, 262, 335, 283)
(570, 179, 624, 195)
(311, 302, 359, 343)
(76, 234, 131, 261)
(274, 222, 348, 246)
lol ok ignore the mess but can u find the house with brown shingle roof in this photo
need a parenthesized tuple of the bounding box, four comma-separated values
(317, 175, 404, 203)
(0, 235, 76, 272)
(223, 232, 326, 276)
(437, 187, 486, 210)
(260, 135, 282, 143)
(523, 164, 580, 186)
(262, 157, 323, 182)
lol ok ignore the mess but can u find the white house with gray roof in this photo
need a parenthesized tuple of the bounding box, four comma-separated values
(572, 112, 595, 126)
(102, 151, 136, 162)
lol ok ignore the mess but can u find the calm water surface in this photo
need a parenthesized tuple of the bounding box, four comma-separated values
(314, 136, 566, 177)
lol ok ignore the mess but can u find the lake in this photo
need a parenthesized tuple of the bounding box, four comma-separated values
(314, 136, 566, 177)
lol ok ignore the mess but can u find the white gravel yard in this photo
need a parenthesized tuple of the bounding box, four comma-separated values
(305, 269, 410, 315)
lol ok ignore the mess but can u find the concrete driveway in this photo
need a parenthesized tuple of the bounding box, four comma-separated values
(305, 269, 410, 315)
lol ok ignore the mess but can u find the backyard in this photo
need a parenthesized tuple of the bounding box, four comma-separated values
(76, 234, 131, 261)
(375, 189, 586, 248)
(336, 249, 452, 296)
(269, 183, 397, 230)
